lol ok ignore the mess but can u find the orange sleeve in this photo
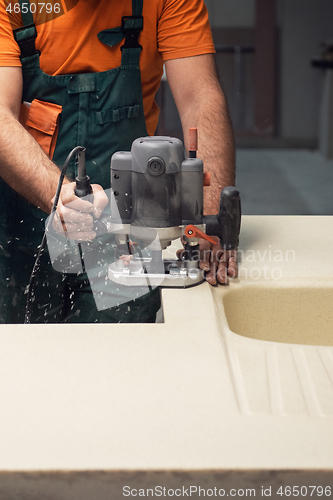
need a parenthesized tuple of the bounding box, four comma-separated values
(0, 0, 22, 66)
(157, 0, 215, 61)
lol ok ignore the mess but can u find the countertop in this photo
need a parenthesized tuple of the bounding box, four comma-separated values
(0, 216, 332, 499)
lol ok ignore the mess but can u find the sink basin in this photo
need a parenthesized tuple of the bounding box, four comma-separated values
(221, 284, 333, 346)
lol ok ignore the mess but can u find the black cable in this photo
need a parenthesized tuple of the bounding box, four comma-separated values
(24, 146, 86, 324)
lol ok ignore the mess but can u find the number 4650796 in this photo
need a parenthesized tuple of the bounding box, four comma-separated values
(277, 486, 331, 497)
(6, 3, 61, 14)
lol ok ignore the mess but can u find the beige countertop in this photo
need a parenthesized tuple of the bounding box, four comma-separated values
(0, 216, 333, 498)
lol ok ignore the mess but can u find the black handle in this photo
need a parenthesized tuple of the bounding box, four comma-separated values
(204, 186, 241, 250)
(74, 149, 93, 200)
(75, 175, 93, 199)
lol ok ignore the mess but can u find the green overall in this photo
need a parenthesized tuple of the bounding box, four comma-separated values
(0, 0, 161, 323)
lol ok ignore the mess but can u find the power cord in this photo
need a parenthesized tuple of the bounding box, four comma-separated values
(24, 146, 86, 324)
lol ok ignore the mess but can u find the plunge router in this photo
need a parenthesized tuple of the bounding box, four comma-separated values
(107, 130, 241, 287)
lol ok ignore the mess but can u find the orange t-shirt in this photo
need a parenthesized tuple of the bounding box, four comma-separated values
(0, 0, 215, 135)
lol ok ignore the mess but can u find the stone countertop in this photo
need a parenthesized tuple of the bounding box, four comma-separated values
(0, 216, 332, 498)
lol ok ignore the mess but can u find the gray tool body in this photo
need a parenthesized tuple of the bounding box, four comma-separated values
(108, 136, 241, 287)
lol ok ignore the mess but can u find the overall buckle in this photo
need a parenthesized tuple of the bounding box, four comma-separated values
(121, 15, 143, 50)
(13, 23, 40, 59)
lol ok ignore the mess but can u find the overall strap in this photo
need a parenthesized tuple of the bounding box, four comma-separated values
(13, 0, 40, 61)
(132, 0, 143, 16)
(97, 0, 144, 66)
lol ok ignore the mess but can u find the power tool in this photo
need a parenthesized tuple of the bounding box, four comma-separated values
(107, 129, 241, 287)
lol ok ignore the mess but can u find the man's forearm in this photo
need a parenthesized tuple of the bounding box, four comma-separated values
(165, 54, 236, 215)
(181, 86, 236, 215)
(0, 106, 65, 213)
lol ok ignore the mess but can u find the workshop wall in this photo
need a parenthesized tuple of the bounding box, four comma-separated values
(204, 0, 255, 28)
(205, 0, 333, 144)
(278, 0, 333, 143)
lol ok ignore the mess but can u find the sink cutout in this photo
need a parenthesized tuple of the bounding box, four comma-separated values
(222, 285, 333, 346)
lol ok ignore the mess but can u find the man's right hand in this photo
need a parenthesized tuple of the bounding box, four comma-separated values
(51, 182, 109, 240)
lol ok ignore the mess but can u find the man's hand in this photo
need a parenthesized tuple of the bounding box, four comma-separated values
(51, 182, 108, 240)
(177, 236, 238, 285)
(198, 236, 237, 285)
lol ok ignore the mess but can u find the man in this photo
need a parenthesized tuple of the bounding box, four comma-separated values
(0, 0, 237, 323)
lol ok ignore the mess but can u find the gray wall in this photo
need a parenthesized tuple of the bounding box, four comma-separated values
(204, 0, 255, 27)
(204, 0, 333, 142)
(278, 0, 333, 141)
